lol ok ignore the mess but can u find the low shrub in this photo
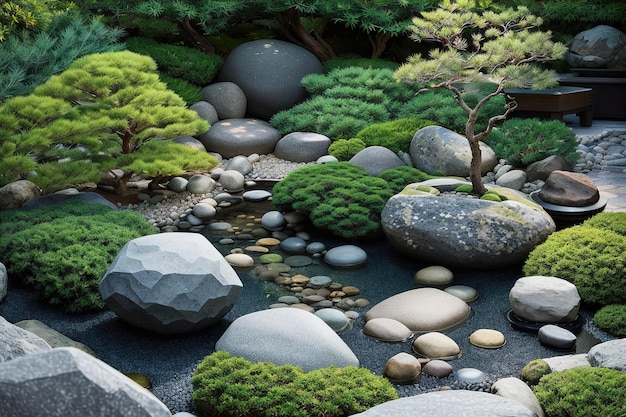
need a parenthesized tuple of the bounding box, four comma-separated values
(322, 57, 400, 73)
(272, 162, 394, 238)
(594, 304, 626, 337)
(523, 223, 626, 306)
(191, 351, 398, 417)
(582, 212, 626, 236)
(159, 74, 204, 105)
(484, 118, 579, 167)
(533, 367, 626, 417)
(328, 138, 366, 161)
(0, 201, 156, 312)
(355, 117, 437, 153)
(378, 166, 434, 194)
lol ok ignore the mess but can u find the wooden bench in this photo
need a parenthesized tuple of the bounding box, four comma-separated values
(504, 86, 593, 127)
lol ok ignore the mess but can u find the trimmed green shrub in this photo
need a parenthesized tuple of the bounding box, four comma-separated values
(125, 36, 223, 86)
(523, 224, 626, 306)
(355, 117, 437, 153)
(323, 57, 400, 73)
(378, 165, 434, 194)
(0, 201, 156, 312)
(272, 162, 394, 238)
(484, 118, 579, 167)
(192, 351, 398, 417)
(533, 367, 626, 417)
(159, 74, 204, 105)
(328, 138, 366, 161)
(520, 359, 552, 386)
(594, 304, 626, 337)
(582, 212, 626, 236)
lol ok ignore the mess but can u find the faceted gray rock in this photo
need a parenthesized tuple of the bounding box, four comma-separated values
(0, 180, 41, 210)
(218, 170, 245, 192)
(274, 132, 331, 162)
(172, 135, 206, 151)
(409, 126, 497, 177)
(382, 188, 555, 269)
(538, 170, 600, 207)
(509, 276, 581, 323)
(496, 169, 527, 191)
(21, 191, 118, 210)
(492, 377, 545, 417)
(0, 262, 6, 302)
(225, 155, 253, 175)
(100, 233, 243, 335)
(565, 25, 626, 69)
(189, 100, 219, 124)
(215, 308, 359, 371)
(186, 174, 215, 194)
(0, 347, 171, 417)
(0, 316, 51, 362)
(14, 320, 96, 356)
(349, 146, 406, 175)
(349, 390, 537, 417)
(218, 39, 323, 119)
(198, 118, 281, 158)
(201, 82, 247, 119)
(526, 155, 572, 182)
(588, 338, 626, 371)
(538, 325, 577, 350)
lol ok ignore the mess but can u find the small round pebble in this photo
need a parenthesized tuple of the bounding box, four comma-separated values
(422, 360, 453, 378)
(306, 241, 326, 254)
(280, 237, 307, 253)
(414, 265, 454, 285)
(469, 329, 506, 349)
(456, 368, 485, 383)
(444, 285, 479, 303)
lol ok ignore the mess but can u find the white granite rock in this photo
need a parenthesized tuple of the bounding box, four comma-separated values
(509, 276, 581, 323)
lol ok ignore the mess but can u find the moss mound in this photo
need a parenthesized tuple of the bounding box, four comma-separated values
(594, 304, 626, 337)
(520, 359, 552, 386)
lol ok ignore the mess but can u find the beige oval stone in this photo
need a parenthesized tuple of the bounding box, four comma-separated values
(363, 318, 413, 342)
(291, 274, 310, 285)
(256, 237, 281, 246)
(365, 288, 471, 332)
(274, 276, 293, 286)
(244, 245, 270, 253)
(384, 352, 421, 382)
(224, 253, 254, 268)
(342, 286, 360, 296)
(469, 329, 506, 349)
(422, 359, 453, 378)
(412, 332, 461, 359)
(414, 265, 454, 285)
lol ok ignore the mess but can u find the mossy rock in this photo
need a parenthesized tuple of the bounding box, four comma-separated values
(520, 359, 551, 386)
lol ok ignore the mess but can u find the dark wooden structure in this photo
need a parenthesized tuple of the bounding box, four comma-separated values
(558, 69, 626, 120)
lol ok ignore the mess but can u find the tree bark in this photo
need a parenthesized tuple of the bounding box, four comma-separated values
(274, 8, 336, 62)
(368, 32, 391, 59)
(181, 17, 216, 55)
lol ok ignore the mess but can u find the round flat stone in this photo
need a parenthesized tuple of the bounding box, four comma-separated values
(309, 275, 332, 288)
(291, 275, 310, 285)
(315, 308, 351, 333)
(280, 237, 307, 254)
(445, 285, 479, 303)
(219, 238, 234, 245)
(224, 253, 254, 268)
(245, 245, 270, 253)
(538, 325, 577, 350)
(412, 332, 461, 360)
(456, 368, 485, 383)
(469, 329, 505, 349)
(278, 295, 300, 305)
(259, 253, 283, 264)
(414, 265, 454, 285)
(306, 241, 326, 254)
(284, 255, 312, 267)
(243, 189, 272, 202)
(256, 237, 281, 246)
(324, 245, 367, 267)
(261, 211, 285, 231)
(208, 221, 232, 231)
(363, 318, 414, 342)
(267, 263, 291, 273)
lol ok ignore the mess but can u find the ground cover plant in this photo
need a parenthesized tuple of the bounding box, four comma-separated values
(0, 201, 156, 312)
(192, 351, 398, 417)
(355, 117, 436, 154)
(594, 304, 626, 337)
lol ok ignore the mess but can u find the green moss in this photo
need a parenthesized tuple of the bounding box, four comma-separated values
(520, 359, 551, 386)
(455, 184, 473, 193)
(594, 304, 626, 337)
(378, 165, 435, 194)
(355, 117, 437, 153)
(192, 351, 398, 417)
(533, 367, 626, 417)
(328, 138, 366, 161)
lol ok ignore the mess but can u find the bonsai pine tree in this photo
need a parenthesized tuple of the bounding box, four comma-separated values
(394, 0, 567, 195)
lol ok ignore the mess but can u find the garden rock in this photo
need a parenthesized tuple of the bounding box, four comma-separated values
(215, 308, 359, 372)
(217, 170, 245, 192)
(167, 176, 188, 192)
(324, 245, 368, 267)
(192, 202, 216, 219)
(280, 236, 307, 253)
(225, 155, 253, 175)
(314, 308, 351, 333)
(100, 233, 243, 335)
(274, 132, 331, 162)
(469, 329, 506, 349)
(538, 324, 577, 350)
(412, 332, 461, 359)
(509, 276, 581, 323)
(565, 25, 626, 69)
(201, 82, 247, 119)
(21, 191, 117, 210)
(495, 169, 527, 191)
(363, 318, 413, 342)
(444, 285, 479, 303)
(0, 262, 6, 302)
(261, 210, 286, 231)
(218, 39, 323, 119)
(384, 352, 421, 383)
(198, 118, 281, 158)
(0, 179, 41, 210)
(421, 360, 453, 378)
(0, 316, 51, 362)
(526, 155, 572, 182)
(349, 146, 406, 175)
(382, 188, 555, 269)
(409, 126, 497, 176)
(172, 135, 206, 151)
(456, 368, 485, 383)
(543, 353, 590, 372)
(317, 155, 338, 164)
(538, 170, 600, 206)
(588, 338, 626, 371)
(366, 288, 470, 333)
(414, 265, 453, 285)
(186, 174, 215, 194)
(14, 320, 96, 356)
(491, 377, 545, 417)
(349, 390, 537, 417)
(189, 101, 219, 124)
(0, 347, 171, 416)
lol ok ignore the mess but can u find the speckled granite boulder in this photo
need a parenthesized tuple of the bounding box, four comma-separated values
(0, 180, 41, 209)
(218, 39, 323, 119)
(588, 339, 626, 371)
(100, 233, 243, 335)
(349, 146, 406, 175)
(0, 347, 171, 416)
(0, 316, 51, 362)
(274, 132, 331, 162)
(198, 118, 281, 158)
(565, 25, 626, 69)
(381, 185, 555, 269)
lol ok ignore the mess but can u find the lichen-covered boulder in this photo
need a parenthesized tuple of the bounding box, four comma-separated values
(381, 184, 555, 269)
(100, 233, 242, 334)
(218, 39, 323, 119)
(0, 347, 171, 416)
(198, 118, 281, 158)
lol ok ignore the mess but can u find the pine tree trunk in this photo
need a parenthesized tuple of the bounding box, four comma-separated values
(274, 8, 336, 62)
(181, 17, 216, 55)
(368, 33, 391, 59)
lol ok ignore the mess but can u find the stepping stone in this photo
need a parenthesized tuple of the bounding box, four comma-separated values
(469, 329, 506, 349)
(309, 276, 332, 288)
(256, 237, 281, 246)
(324, 245, 367, 267)
(538, 325, 576, 350)
(456, 368, 485, 383)
(267, 263, 291, 273)
(284, 255, 312, 267)
(208, 221, 232, 231)
(384, 352, 422, 384)
(422, 359, 453, 378)
(414, 265, 454, 285)
(243, 190, 272, 202)
(412, 332, 461, 360)
(363, 318, 413, 342)
(444, 285, 479, 303)
(259, 253, 283, 264)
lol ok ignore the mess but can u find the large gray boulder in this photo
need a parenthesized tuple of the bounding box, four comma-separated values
(349, 390, 537, 417)
(0, 316, 51, 362)
(215, 308, 359, 372)
(100, 233, 243, 335)
(349, 146, 406, 175)
(198, 118, 281, 158)
(588, 339, 626, 371)
(218, 39, 323, 120)
(565, 25, 626, 69)
(509, 276, 581, 323)
(201, 82, 247, 119)
(409, 126, 497, 177)
(0, 347, 171, 416)
(381, 183, 555, 269)
(274, 132, 331, 162)
(0, 262, 6, 302)
(0, 180, 41, 210)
